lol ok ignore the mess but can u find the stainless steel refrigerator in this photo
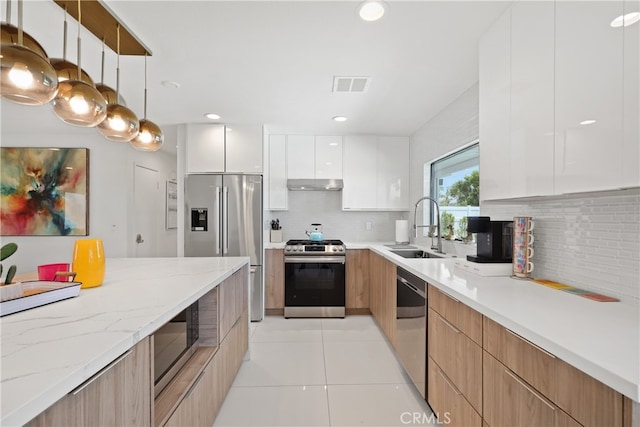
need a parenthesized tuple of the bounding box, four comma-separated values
(185, 174, 263, 321)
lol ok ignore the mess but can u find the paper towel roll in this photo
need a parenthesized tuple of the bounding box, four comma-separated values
(395, 220, 410, 244)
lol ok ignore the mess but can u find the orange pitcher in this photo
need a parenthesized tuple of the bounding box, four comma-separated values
(72, 238, 105, 289)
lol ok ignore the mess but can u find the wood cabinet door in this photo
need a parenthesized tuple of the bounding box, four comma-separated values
(265, 249, 284, 310)
(428, 285, 482, 345)
(483, 351, 580, 427)
(428, 357, 481, 427)
(346, 249, 369, 309)
(368, 251, 396, 346)
(428, 308, 482, 413)
(27, 338, 152, 427)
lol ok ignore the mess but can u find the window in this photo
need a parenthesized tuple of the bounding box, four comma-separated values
(423, 143, 479, 239)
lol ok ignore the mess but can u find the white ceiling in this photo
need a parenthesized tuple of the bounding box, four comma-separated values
(1, 1, 509, 153)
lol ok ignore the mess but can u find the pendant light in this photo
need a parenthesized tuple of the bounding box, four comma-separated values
(96, 40, 124, 106)
(97, 25, 139, 142)
(130, 54, 163, 152)
(50, 0, 107, 127)
(0, 0, 58, 105)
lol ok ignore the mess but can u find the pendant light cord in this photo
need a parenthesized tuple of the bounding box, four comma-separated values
(100, 39, 105, 85)
(16, 0, 23, 46)
(143, 54, 148, 119)
(76, 0, 81, 78)
(6, 0, 11, 25)
(116, 24, 121, 100)
(63, 6, 67, 61)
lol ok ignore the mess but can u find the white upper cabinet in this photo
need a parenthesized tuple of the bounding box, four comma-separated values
(315, 136, 343, 179)
(286, 135, 343, 180)
(479, 8, 511, 201)
(377, 136, 410, 210)
(622, 0, 639, 188)
(343, 135, 410, 211)
(286, 135, 315, 179)
(186, 124, 263, 174)
(509, 2, 555, 197)
(479, 0, 637, 201)
(268, 135, 287, 211)
(225, 125, 264, 173)
(554, 0, 625, 194)
(186, 124, 225, 173)
(343, 135, 378, 210)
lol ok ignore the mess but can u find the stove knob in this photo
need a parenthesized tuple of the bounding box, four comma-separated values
(332, 247, 337, 252)
(338, 247, 345, 252)
(285, 246, 291, 251)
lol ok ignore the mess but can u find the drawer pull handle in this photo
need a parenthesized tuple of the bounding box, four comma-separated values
(505, 369, 556, 411)
(72, 349, 133, 395)
(185, 370, 206, 399)
(438, 314, 460, 334)
(506, 329, 557, 359)
(438, 369, 462, 396)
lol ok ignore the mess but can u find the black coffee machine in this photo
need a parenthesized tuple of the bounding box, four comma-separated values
(466, 216, 513, 263)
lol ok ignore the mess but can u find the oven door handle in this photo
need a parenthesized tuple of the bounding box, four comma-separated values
(285, 256, 346, 264)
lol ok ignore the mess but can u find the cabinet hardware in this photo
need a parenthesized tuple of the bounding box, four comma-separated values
(505, 369, 556, 411)
(438, 314, 460, 334)
(506, 329, 556, 359)
(440, 289, 460, 303)
(438, 369, 462, 395)
(185, 369, 206, 399)
(72, 349, 133, 395)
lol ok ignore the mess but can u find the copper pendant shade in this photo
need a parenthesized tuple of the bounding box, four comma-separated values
(97, 25, 139, 142)
(0, 3, 58, 106)
(51, 1, 106, 127)
(130, 54, 162, 152)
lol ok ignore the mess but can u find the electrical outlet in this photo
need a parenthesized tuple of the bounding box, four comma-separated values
(365, 221, 372, 231)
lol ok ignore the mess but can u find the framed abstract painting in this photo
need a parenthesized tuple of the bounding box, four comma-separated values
(0, 147, 89, 236)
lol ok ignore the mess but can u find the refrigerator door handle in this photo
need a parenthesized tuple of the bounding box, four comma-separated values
(215, 186, 221, 255)
(223, 187, 229, 254)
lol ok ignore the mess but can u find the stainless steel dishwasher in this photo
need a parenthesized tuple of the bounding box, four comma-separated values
(396, 267, 427, 397)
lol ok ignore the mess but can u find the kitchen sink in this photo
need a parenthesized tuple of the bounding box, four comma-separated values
(389, 249, 443, 259)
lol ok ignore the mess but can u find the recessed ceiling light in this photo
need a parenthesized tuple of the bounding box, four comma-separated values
(358, 1, 387, 22)
(226, 128, 233, 132)
(333, 116, 348, 122)
(580, 119, 597, 125)
(329, 142, 339, 146)
(161, 80, 181, 89)
(205, 113, 221, 120)
(610, 12, 640, 28)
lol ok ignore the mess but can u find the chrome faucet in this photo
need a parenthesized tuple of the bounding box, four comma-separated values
(413, 196, 443, 254)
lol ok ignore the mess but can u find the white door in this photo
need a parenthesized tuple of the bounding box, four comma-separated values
(134, 164, 160, 257)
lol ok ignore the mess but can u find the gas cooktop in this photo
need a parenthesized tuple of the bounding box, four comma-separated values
(284, 239, 345, 255)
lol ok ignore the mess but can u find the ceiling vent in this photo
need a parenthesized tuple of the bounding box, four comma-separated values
(332, 76, 371, 93)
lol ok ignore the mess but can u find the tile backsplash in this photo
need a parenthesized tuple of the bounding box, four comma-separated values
(481, 191, 640, 302)
(267, 191, 408, 243)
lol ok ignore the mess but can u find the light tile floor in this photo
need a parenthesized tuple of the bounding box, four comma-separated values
(213, 315, 436, 427)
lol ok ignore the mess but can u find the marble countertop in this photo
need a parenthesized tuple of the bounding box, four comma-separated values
(366, 244, 640, 403)
(0, 256, 249, 427)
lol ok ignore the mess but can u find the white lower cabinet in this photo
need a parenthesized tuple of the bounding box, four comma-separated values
(342, 135, 409, 210)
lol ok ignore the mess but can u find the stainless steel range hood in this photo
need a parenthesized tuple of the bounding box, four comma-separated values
(287, 179, 343, 191)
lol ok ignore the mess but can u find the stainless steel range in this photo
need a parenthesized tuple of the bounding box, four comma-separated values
(284, 239, 346, 318)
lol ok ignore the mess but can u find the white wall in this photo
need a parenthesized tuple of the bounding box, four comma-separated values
(0, 123, 177, 275)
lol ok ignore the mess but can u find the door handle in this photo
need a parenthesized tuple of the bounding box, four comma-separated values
(136, 234, 144, 244)
(223, 187, 229, 254)
(215, 187, 221, 255)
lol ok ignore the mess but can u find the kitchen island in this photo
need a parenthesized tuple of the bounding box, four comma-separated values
(0, 256, 250, 426)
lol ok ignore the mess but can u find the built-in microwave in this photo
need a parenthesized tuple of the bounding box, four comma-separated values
(153, 301, 199, 397)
